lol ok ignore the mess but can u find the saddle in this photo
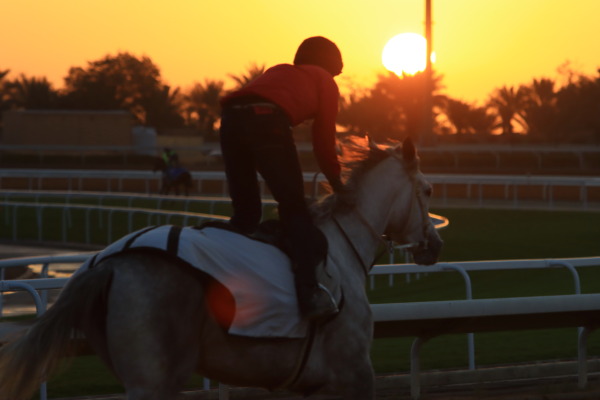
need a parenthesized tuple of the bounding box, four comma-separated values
(195, 219, 289, 255)
(196, 219, 341, 320)
(76, 221, 341, 336)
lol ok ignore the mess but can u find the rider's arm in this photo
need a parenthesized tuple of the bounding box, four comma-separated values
(311, 75, 341, 184)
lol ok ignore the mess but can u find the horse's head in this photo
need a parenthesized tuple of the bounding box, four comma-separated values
(374, 138, 443, 265)
(313, 136, 442, 266)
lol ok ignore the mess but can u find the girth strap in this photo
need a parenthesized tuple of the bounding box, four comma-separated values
(275, 322, 318, 390)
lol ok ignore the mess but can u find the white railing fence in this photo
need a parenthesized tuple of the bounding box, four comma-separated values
(2, 170, 599, 209)
(1, 190, 277, 216)
(2, 201, 228, 245)
(370, 258, 600, 370)
(2, 143, 599, 171)
(0, 192, 446, 249)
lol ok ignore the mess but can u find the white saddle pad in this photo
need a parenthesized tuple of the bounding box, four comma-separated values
(75, 225, 310, 338)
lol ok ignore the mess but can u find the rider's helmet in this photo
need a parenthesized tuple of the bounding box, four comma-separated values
(293, 36, 343, 77)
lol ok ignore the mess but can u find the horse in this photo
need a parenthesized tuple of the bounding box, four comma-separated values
(0, 138, 443, 400)
(152, 157, 193, 196)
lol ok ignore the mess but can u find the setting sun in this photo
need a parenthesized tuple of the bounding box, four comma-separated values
(382, 33, 428, 76)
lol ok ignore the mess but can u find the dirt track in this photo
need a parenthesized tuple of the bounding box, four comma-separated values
(49, 367, 600, 400)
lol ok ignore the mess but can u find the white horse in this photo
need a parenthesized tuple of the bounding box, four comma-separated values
(0, 138, 442, 400)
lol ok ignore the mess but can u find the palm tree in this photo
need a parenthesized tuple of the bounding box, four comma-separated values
(442, 98, 496, 141)
(444, 98, 471, 136)
(142, 85, 185, 129)
(521, 78, 558, 142)
(338, 72, 445, 140)
(555, 69, 600, 144)
(228, 63, 266, 91)
(468, 106, 497, 138)
(0, 69, 12, 128)
(487, 85, 528, 141)
(0, 69, 12, 110)
(338, 89, 403, 142)
(184, 79, 225, 138)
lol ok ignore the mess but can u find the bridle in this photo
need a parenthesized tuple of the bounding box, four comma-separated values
(332, 159, 431, 277)
(333, 211, 388, 277)
(398, 170, 432, 251)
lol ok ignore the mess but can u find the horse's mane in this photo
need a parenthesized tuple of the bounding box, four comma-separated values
(309, 136, 397, 223)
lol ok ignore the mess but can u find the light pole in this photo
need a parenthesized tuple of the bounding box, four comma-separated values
(422, 0, 434, 146)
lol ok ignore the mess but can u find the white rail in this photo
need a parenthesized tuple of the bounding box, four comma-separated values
(372, 293, 600, 399)
(370, 258, 600, 372)
(0, 190, 276, 214)
(2, 201, 228, 244)
(2, 143, 599, 170)
(0, 193, 447, 247)
(2, 169, 599, 209)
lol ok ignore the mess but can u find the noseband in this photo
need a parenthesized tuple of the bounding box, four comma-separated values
(333, 210, 388, 277)
(400, 171, 432, 252)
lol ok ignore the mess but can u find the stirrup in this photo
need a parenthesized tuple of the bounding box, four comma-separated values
(299, 284, 339, 321)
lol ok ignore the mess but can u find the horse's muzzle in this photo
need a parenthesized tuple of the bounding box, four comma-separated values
(411, 232, 443, 265)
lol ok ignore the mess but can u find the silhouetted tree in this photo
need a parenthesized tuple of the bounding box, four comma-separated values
(142, 85, 185, 129)
(468, 106, 496, 138)
(61, 52, 182, 128)
(184, 79, 224, 138)
(228, 63, 266, 91)
(441, 98, 496, 141)
(555, 69, 600, 144)
(487, 85, 528, 141)
(338, 90, 399, 142)
(0, 69, 11, 129)
(521, 78, 558, 142)
(6, 74, 59, 109)
(444, 98, 471, 136)
(338, 71, 445, 142)
(0, 70, 11, 119)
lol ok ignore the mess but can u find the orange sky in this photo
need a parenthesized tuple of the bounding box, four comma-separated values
(2, 0, 599, 104)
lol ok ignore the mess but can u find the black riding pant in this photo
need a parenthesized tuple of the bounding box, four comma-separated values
(219, 104, 327, 286)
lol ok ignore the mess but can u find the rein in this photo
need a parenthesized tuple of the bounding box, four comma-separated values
(333, 210, 389, 277)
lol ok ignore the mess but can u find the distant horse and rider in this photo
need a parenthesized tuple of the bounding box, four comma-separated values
(153, 147, 193, 196)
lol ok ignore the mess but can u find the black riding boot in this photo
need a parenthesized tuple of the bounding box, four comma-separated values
(295, 268, 339, 321)
(285, 218, 339, 321)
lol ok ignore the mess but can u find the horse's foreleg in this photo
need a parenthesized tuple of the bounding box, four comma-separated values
(340, 362, 375, 400)
(321, 308, 376, 399)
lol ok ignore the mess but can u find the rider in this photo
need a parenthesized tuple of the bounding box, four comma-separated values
(219, 36, 350, 321)
(162, 147, 179, 169)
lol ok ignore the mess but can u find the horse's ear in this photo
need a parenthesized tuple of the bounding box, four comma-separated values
(402, 137, 416, 162)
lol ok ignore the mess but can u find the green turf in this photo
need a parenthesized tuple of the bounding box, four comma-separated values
(2, 198, 599, 397)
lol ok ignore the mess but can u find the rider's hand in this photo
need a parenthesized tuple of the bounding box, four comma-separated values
(330, 177, 356, 211)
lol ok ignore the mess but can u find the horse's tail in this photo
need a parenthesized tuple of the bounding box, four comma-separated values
(0, 266, 113, 400)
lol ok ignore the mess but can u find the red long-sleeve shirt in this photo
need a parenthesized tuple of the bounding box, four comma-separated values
(221, 64, 341, 182)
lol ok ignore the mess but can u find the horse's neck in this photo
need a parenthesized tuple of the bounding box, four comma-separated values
(323, 161, 411, 274)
